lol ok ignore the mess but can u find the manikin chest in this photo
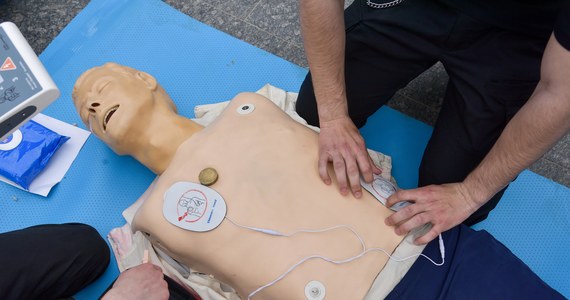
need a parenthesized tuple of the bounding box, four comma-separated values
(133, 94, 401, 299)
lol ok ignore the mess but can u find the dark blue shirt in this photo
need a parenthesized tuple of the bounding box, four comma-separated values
(439, 0, 569, 39)
(554, 6, 570, 50)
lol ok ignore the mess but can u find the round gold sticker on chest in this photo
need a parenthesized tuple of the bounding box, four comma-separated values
(199, 167, 218, 186)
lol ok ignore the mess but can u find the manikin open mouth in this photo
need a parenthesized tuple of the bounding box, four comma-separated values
(103, 105, 119, 131)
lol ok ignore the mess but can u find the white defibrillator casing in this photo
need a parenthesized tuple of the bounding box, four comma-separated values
(0, 22, 60, 140)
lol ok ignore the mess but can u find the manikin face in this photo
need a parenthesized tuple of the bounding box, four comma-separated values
(72, 63, 161, 154)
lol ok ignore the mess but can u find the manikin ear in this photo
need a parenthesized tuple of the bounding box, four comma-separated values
(136, 71, 158, 91)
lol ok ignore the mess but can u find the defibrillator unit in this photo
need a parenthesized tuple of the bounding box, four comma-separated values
(0, 22, 59, 140)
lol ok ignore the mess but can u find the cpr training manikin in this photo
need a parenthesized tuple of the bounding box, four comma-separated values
(72, 62, 439, 300)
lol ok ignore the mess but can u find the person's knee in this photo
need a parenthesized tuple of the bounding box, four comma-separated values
(38, 223, 110, 287)
(0, 223, 110, 299)
(62, 223, 111, 273)
(418, 151, 451, 187)
(44, 223, 110, 298)
(418, 133, 483, 187)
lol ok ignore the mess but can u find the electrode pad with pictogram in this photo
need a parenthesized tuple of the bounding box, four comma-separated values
(361, 174, 412, 211)
(163, 181, 227, 232)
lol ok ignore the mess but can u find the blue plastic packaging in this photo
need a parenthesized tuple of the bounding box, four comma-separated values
(0, 120, 69, 190)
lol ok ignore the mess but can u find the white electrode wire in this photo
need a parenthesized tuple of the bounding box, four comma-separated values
(248, 252, 369, 299)
(224, 217, 445, 300)
(246, 238, 444, 300)
(224, 216, 366, 252)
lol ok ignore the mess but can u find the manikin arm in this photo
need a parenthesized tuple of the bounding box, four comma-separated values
(386, 34, 570, 244)
(300, 0, 380, 198)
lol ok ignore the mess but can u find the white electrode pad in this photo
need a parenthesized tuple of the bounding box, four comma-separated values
(304, 280, 326, 300)
(361, 174, 412, 212)
(163, 181, 227, 232)
(237, 103, 255, 115)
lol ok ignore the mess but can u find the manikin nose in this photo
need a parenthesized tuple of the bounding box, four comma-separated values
(88, 101, 101, 114)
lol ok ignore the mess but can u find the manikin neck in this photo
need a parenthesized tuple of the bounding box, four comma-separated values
(130, 113, 203, 175)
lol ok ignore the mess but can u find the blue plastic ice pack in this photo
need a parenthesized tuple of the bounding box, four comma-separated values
(0, 120, 69, 190)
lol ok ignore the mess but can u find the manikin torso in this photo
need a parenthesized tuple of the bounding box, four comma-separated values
(132, 92, 403, 299)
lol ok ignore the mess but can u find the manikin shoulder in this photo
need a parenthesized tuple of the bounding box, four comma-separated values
(227, 92, 282, 113)
(210, 91, 298, 130)
(231, 91, 265, 102)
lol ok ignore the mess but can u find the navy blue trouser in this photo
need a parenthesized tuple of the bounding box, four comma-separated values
(385, 225, 564, 299)
(296, 0, 550, 225)
(0, 223, 110, 300)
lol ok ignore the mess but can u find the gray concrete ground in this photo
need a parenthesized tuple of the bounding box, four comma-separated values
(0, 0, 568, 187)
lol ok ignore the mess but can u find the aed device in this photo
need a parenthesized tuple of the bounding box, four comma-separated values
(0, 22, 60, 140)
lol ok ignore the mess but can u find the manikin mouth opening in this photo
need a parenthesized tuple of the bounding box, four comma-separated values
(103, 105, 119, 131)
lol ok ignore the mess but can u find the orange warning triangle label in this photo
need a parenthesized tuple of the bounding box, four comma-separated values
(1, 57, 16, 71)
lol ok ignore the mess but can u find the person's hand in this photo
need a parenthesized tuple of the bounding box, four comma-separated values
(102, 263, 169, 300)
(384, 182, 481, 244)
(318, 116, 381, 198)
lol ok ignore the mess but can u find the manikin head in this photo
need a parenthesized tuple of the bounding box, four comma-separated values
(72, 63, 178, 155)
(72, 63, 203, 174)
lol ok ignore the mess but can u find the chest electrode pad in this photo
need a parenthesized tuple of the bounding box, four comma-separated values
(361, 174, 412, 211)
(163, 181, 227, 232)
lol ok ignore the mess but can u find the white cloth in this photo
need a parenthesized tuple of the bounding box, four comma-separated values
(109, 226, 240, 300)
(365, 225, 429, 299)
(193, 84, 316, 131)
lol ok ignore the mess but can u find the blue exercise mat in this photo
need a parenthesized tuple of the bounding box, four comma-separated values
(0, 0, 567, 298)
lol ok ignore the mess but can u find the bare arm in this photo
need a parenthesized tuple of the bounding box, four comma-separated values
(300, 0, 346, 115)
(387, 34, 570, 244)
(300, 0, 380, 197)
(463, 35, 570, 205)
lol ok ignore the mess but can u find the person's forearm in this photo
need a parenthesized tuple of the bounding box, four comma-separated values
(462, 36, 570, 206)
(300, 0, 348, 123)
(463, 82, 570, 205)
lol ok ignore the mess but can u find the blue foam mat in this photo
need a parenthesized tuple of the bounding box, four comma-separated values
(0, 0, 567, 298)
